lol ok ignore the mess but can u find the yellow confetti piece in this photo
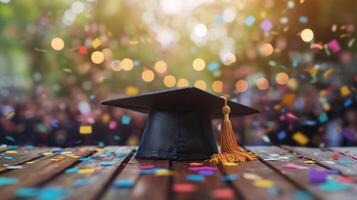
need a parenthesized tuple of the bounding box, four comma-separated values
(155, 169, 174, 176)
(222, 162, 238, 166)
(50, 156, 65, 162)
(26, 161, 36, 164)
(340, 86, 351, 97)
(91, 38, 102, 49)
(79, 168, 96, 174)
(68, 155, 80, 159)
(60, 151, 73, 155)
(323, 68, 334, 78)
(253, 179, 274, 188)
(304, 160, 316, 164)
(292, 132, 309, 146)
(80, 125, 92, 135)
(5, 150, 18, 154)
(42, 152, 53, 156)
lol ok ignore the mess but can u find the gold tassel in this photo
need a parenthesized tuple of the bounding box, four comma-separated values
(209, 96, 256, 165)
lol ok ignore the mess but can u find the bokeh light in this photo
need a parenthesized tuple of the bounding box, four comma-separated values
(192, 58, 206, 71)
(256, 77, 269, 90)
(163, 75, 176, 87)
(154, 60, 167, 73)
(51, 37, 64, 51)
(91, 51, 104, 64)
(259, 43, 274, 56)
(141, 69, 155, 82)
(177, 78, 189, 87)
(193, 24, 207, 38)
(212, 80, 223, 93)
(275, 72, 289, 85)
(121, 58, 134, 71)
(194, 80, 207, 90)
(235, 80, 248, 93)
(300, 28, 314, 42)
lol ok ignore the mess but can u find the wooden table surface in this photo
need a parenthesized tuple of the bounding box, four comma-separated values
(0, 145, 357, 200)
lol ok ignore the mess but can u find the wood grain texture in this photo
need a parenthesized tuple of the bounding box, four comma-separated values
(248, 146, 357, 200)
(0, 147, 95, 199)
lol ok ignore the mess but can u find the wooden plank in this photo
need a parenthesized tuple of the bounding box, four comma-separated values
(44, 146, 134, 200)
(0, 147, 49, 173)
(0, 147, 95, 199)
(247, 146, 357, 200)
(102, 155, 170, 200)
(221, 159, 297, 200)
(286, 146, 357, 176)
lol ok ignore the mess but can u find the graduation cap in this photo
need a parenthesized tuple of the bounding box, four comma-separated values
(101, 87, 258, 164)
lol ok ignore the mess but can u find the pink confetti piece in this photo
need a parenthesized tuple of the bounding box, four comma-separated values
(139, 165, 155, 170)
(188, 166, 218, 171)
(328, 39, 341, 53)
(172, 183, 196, 193)
(283, 163, 308, 170)
(212, 188, 235, 199)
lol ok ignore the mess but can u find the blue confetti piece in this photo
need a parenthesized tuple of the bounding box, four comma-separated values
(38, 186, 70, 200)
(79, 157, 95, 162)
(186, 175, 205, 182)
(139, 169, 155, 175)
(98, 141, 105, 147)
(293, 191, 312, 200)
(344, 99, 352, 107)
(337, 159, 353, 165)
(7, 145, 18, 150)
(319, 179, 350, 192)
(121, 115, 131, 125)
(277, 130, 287, 140)
(4, 156, 13, 160)
(245, 15, 255, 26)
(198, 170, 215, 176)
(303, 120, 317, 126)
(65, 167, 79, 173)
(100, 162, 114, 167)
(113, 180, 134, 188)
(72, 178, 90, 187)
(0, 177, 18, 186)
(114, 135, 121, 141)
(221, 174, 239, 181)
(5, 136, 15, 143)
(15, 187, 39, 198)
(318, 113, 328, 123)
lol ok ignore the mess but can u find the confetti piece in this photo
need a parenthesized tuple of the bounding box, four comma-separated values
(4, 156, 13, 160)
(6, 165, 23, 169)
(42, 152, 53, 156)
(292, 132, 309, 145)
(78, 168, 96, 174)
(186, 175, 205, 182)
(334, 176, 354, 184)
(5, 150, 18, 154)
(100, 162, 114, 167)
(327, 39, 341, 53)
(199, 170, 215, 176)
(91, 38, 102, 49)
(79, 157, 95, 162)
(283, 163, 308, 170)
(0, 177, 18, 186)
(121, 115, 131, 125)
(80, 125, 92, 134)
(155, 169, 173, 176)
(189, 162, 204, 167)
(222, 162, 238, 166)
(212, 188, 235, 199)
(260, 19, 272, 32)
(26, 161, 37, 165)
(340, 86, 351, 97)
(309, 169, 328, 184)
(332, 152, 339, 160)
(319, 179, 350, 192)
(50, 156, 65, 162)
(139, 165, 155, 170)
(304, 160, 316, 164)
(72, 178, 90, 187)
(65, 167, 79, 173)
(293, 191, 313, 200)
(113, 180, 134, 188)
(188, 166, 218, 171)
(337, 159, 353, 165)
(245, 16, 255, 26)
(253, 179, 274, 188)
(15, 187, 39, 198)
(221, 174, 239, 181)
(318, 113, 328, 123)
(78, 45, 88, 55)
(243, 173, 262, 180)
(172, 183, 196, 193)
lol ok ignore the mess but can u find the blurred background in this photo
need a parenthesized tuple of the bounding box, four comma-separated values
(0, 0, 356, 147)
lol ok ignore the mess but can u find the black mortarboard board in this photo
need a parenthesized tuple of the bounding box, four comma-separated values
(101, 87, 258, 160)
